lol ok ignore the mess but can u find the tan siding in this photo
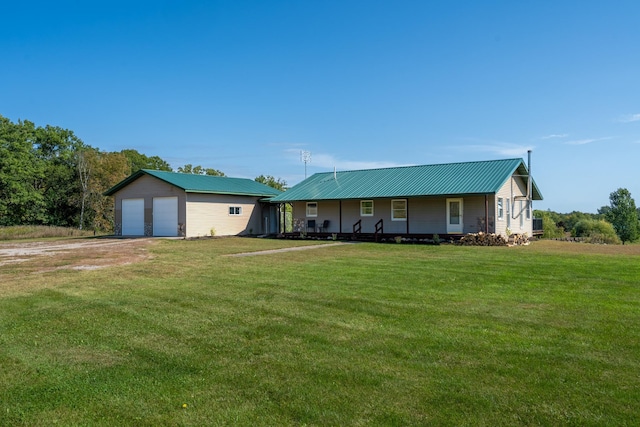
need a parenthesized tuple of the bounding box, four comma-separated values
(186, 194, 263, 237)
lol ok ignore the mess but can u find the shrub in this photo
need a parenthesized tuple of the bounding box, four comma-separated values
(539, 212, 565, 238)
(572, 219, 621, 244)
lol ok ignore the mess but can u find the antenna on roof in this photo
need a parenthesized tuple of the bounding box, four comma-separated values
(301, 150, 311, 179)
(334, 166, 337, 180)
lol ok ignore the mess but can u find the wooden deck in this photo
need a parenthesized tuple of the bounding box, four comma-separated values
(280, 232, 464, 243)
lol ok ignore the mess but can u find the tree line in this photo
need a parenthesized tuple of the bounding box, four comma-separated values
(535, 188, 640, 244)
(0, 115, 286, 232)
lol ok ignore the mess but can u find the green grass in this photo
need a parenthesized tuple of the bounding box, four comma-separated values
(1, 239, 639, 426)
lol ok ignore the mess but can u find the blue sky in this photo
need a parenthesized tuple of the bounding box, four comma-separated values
(2, 1, 639, 213)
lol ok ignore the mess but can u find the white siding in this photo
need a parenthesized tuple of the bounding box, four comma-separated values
(495, 174, 532, 237)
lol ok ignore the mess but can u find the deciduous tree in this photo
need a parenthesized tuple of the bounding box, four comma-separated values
(121, 149, 172, 173)
(0, 117, 46, 225)
(255, 175, 287, 191)
(605, 188, 639, 244)
(87, 151, 130, 231)
(177, 164, 225, 176)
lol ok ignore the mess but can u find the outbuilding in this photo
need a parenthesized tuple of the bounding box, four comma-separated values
(104, 170, 282, 237)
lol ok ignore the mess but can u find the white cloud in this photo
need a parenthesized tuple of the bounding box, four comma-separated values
(462, 143, 534, 157)
(564, 136, 613, 146)
(541, 134, 569, 140)
(618, 113, 640, 123)
(284, 149, 409, 171)
(312, 153, 408, 170)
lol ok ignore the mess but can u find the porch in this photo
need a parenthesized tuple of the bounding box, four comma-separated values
(282, 218, 464, 242)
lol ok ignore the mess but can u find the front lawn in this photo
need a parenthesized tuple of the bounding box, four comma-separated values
(1, 239, 638, 425)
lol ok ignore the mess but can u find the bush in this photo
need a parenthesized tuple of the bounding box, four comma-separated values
(572, 219, 621, 244)
(539, 212, 565, 238)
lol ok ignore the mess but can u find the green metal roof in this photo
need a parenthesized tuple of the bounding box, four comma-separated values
(104, 169, 283, 197)
(270, 158, 543, 202)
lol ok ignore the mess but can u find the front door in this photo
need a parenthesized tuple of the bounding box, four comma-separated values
(446, 198, 463, 234)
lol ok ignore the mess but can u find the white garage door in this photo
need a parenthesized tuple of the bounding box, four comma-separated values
(153, 197, 178, 236)
(122, 198, 145, 236)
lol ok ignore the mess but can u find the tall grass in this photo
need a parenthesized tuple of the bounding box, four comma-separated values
(0, 225, 96, 240)
(1, 239, 639, 425)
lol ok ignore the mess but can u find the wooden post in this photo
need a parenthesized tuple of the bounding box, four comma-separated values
(485, 195, 489, 234)
(406, 199, 410, 234)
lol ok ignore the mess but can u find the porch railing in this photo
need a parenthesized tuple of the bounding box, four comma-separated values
(353, 219, 362, 235)
(374, 219, 383, 241)
(533, 218, 543, 235)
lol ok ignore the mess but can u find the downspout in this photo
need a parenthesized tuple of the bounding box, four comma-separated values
(510, 177, 513, 220)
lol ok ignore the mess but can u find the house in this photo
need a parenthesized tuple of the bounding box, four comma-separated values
(104, 169, 282, 237)
(269, 157, 542, 238)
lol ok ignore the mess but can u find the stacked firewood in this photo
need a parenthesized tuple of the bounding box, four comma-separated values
(508, 233, 530, 246)
(458, 232, 508, 246)
(459, 232, 531, 246)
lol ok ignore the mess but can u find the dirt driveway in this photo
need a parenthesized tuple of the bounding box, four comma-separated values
(0, 238, 156, 272)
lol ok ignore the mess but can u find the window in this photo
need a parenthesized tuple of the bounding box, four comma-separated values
(306, 202, 318, 217)
(360, 200, 374, 216)
(526, 200, 531, 220)
(497, 197, 504, 220)
(519, 200, 524, 228)
(229, 206, 242, 216)
(391, 199, 407, 221)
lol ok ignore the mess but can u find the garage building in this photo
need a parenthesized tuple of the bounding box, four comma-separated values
(104, 170, 282, 237)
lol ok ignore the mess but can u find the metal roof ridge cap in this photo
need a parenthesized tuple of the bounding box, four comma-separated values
(313, 157, 523, 175)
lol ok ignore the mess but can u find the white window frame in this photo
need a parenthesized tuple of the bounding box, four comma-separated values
(229, 206, 242, 216)
(306, 202, 318, 217)
(519, 200, 524, 228)
(360, 200, 374, 217)
(526, 200, 531, 220)
(497, 197, 504, 220)
(391, 199, 407, 221)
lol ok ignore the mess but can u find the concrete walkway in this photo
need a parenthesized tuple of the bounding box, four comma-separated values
(225, 241, 356, 257)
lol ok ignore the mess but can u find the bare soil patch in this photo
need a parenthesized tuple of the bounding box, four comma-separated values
(0, 238, 156, 272)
